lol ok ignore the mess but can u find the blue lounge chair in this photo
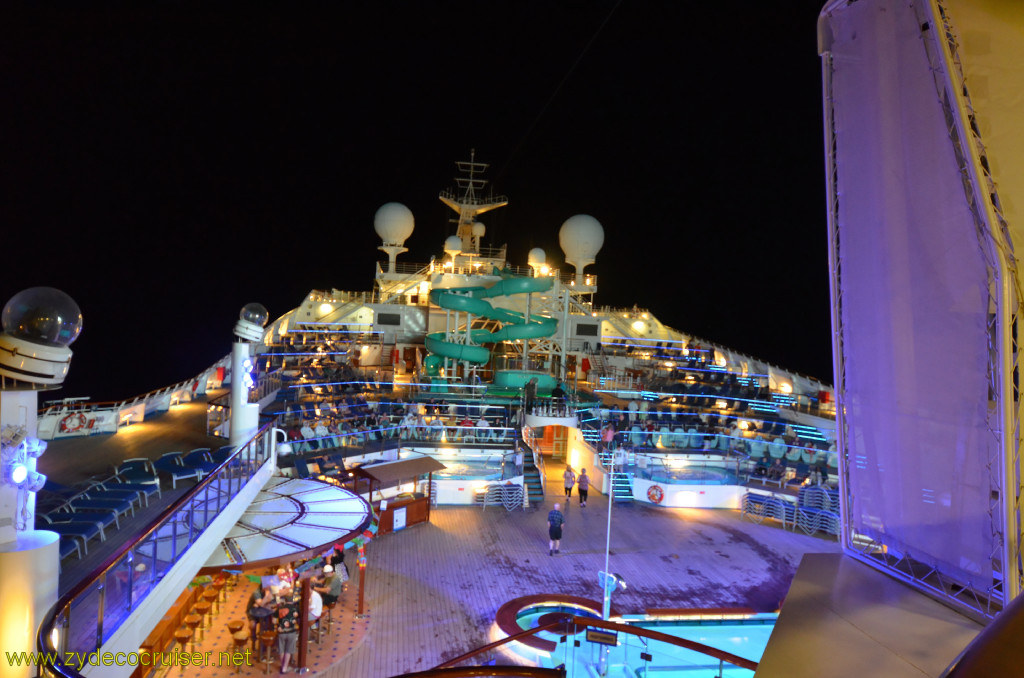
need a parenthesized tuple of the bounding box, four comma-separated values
(183, 449, 219, 476)
(67, 495, 134, 523)
(154, 451, 204, 488)
(100, 478, 162, 504)
(114, 458, 162, 490)
(38, 516, 105, 554)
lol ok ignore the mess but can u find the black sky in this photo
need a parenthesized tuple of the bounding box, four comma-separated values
(2, 2, 832, 402)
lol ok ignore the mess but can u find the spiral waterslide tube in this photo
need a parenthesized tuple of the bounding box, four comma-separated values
(424, 274, 556, 372)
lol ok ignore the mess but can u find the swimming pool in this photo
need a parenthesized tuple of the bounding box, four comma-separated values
(510, 607, 773, 677)
(647, 466, 737, 485)
(433, 461, 503, 481)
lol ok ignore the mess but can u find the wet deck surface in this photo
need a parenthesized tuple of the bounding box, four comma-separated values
(41, 403, 840, 677)
(320, 457, 841, 678)
(38, 397, 225, 595)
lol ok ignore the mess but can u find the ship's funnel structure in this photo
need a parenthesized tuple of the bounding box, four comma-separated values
(375, 202, 415, 273)
(820, 0, 1024, 618)
(559, 214, 604, 284)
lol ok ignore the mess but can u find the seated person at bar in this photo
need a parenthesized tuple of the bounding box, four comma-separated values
(314, 564, 343, 606)
(246, 583, 273, 637)
(309, 587, 323, 623)
(768, 457, 785, 481)
(274, 582, 301, 674)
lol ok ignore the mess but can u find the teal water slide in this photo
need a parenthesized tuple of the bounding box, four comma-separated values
(424, 273, 556, 374)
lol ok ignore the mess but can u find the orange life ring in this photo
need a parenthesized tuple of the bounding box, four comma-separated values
(59, 412, 88, 433)
(647, 484, 664, 504)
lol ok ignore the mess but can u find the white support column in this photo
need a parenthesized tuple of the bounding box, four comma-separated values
(229, 341, 259, 446)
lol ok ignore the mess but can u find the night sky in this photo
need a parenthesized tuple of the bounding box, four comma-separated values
(2, 2, 832, 403)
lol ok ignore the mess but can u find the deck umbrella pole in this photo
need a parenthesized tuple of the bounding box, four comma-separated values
(355, 541, 368, 619)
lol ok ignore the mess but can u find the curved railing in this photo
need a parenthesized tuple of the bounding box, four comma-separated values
(36, 420, 278, 678)
(390, 613, 759, 677)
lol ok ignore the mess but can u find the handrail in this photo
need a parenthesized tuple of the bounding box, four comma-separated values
(432, 613, 758, 673)
(393, 670, 565, 678)
(36, 419, 278, 678)
(40, 354, 230, 415)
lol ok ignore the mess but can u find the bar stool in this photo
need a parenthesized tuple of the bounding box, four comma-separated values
(203, 587, 221, 616)
(231, 631, 250, 674)
(174, 627, 194, 654)
(322, 601, 336, 635)
(195, 599, 213, 636)
(184, 614, 202, 645)
(308, 617, 323, 645)
(225, 620, 245, 652)
(258, 630, 277, 675)
(212, 576, 227, 606)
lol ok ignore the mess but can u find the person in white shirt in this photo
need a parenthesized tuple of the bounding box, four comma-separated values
(300, 422, 317, 451)
(314, 420, 331, 448)
(308, 588, 323, 622)
(476, 415, 492, 441)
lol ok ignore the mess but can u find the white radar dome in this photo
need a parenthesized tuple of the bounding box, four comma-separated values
(374, 202, 415, 246)
(2, 287, 82, 347)
(471, 222, 486, 238)
(444, 235, 463, 254)
(559, 215, 605, 269)
(527, 248, 546, 266)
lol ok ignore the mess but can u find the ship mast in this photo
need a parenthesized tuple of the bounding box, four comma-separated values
(438, 149, 508, 254)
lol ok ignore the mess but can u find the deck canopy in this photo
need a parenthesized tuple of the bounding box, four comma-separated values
(354, 456, 446, 485)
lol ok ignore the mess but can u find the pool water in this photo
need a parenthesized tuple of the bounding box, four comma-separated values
(513, 609, 774, 677)
(434, 461, 503, 480)
(648, 467, 737, 485)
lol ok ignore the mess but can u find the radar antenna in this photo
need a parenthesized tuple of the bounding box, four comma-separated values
(438, 149, 508, 253)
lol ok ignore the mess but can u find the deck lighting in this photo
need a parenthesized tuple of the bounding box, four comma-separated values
(25, 437, 46, 459)
(234, 303, 268, 342)
(0, 287, 82, 387)
(4, 462, 28, 487)
(25, 472, 46, 493)
(631, 320, 645, 332)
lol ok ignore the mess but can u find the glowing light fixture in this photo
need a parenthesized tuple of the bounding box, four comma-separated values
(4, 462, 29, 487)
(631, 320, 645, 332)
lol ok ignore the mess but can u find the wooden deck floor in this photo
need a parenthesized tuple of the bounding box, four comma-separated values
(39, 397, 225, 595)
(318, 456, 841, 678)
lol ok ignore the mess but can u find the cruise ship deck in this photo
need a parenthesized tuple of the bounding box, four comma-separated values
(39, 399, 841, 677)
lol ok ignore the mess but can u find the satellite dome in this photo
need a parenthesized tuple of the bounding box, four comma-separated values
(559, 215, 604, 269)
(444, 235, 463, 254)
(240, 303, 269, 327)
(2, 287, 82, 347)
(471, 222, 486, 238)
(527, 248, 546, 266)
(374, 202, 415, 246)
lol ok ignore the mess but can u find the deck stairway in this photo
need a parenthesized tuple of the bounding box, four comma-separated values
(523, 455, 544, 506)
(599, 449, 634, 503)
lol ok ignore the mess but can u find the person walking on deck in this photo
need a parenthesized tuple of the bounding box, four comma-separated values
(548, 503, 565, 555)
(563, 466, 577, 499)
(577, 468, 589, 506)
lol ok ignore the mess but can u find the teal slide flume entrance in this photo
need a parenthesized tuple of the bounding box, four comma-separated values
(424, 273, 556, 371)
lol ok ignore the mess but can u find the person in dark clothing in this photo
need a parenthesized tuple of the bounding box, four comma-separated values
(547, 503, 565, 555)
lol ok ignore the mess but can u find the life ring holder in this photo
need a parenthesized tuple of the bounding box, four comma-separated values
(59, 412, 88, 434)
(647, 484, 664, 504)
